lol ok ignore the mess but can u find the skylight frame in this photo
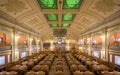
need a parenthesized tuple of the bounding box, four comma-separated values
(62, 14, 75, 21)
(45, 14, 58, 21)
(63, 0, 83, 9)
(62, 24, 70, 27)
(50, 24, 59, 28)
(37, 0, 57, 9)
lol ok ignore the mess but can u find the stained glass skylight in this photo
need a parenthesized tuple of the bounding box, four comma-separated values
(62, 24, 70, 27)
(63, 0, 83, 9)
(63, 14, 75, 21)
(46, 14, 58, 21)
(50, 24, 58, 27)
(37, 0, 57, 9)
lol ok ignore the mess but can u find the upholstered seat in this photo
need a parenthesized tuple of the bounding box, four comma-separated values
(101, 71, 113, 75)
(36, 71, 45, 75)
(70, 65, 78, 72)
(74, 61, 81, 65)
(55, 71, 64, 75)
(73, 71, 83, 75)
(84, 71, 94, 75)
(78, 65, 88, 72)
(42, 65, 49, 72)
(32, 65, 43, 72)
(100, 65, 109, 71)
(8, 71, 17, 75)
(68, 61, 75, 65)
(56, 65, 63, 71)
(25, 71, 34, 75)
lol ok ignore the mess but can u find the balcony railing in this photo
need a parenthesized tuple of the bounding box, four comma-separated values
(18, 45, 29, 49)
(109, 45, 120, 50)
(0, 46, 12, 51)
(92, 45, 102, 49)
(32, 45, 37, 48)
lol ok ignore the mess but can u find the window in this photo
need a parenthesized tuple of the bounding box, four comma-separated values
(116, 37, 120, 42)
(21, 52, 27, 58)
(0, 38, 3, 42)
(115, 56, 120, 66)
(110, 54, 112, 62)
(8, 55, 10, 63)
(92, 51, 99, 58)
(0, 56, 5, 65)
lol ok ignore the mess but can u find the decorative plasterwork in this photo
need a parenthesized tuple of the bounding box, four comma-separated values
(5, 0, 26, 13)
(79, 16, 96, 26)
(0, 0, 119, 39)
(0, 0, 31, 17)
(89, 0, 120, 18)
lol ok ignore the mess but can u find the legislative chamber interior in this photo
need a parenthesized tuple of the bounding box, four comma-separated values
(0, 0, 120, 75)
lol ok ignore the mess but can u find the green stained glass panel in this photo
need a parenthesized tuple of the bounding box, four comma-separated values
(46, 14, 58, 21)
(63, 0, 83, 9)
(50, 24, 58, 27)
(62, 24, 70, 27)
(37, 0, 57, 9)
(63, 14, 75, 21)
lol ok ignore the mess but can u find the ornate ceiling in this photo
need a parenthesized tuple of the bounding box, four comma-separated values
(0, 0, 120, 40)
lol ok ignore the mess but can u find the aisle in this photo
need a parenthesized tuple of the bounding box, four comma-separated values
(48, 58, 57, 75)
(62, 58, 71, 75)
(48, 57, 71, 75)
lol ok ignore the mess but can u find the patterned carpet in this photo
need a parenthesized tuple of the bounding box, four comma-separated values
(49, 57, 71, 75)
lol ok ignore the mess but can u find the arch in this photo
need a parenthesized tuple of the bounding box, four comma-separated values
(70, 39, 77, 45)
(92, 35, 102, 45)
(0, 32, 11, 46)
(0, 30, 11, 44)
(109, 31, 120, 45)
(18, 36, 28, 45)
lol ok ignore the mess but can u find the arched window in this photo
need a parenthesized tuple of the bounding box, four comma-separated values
(0, 32, 10, 46)
(110, 32, 120, 46)
(84, 39, 88, 45)
(18, 36, 28, 45)
(92, 35, 102, 45)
